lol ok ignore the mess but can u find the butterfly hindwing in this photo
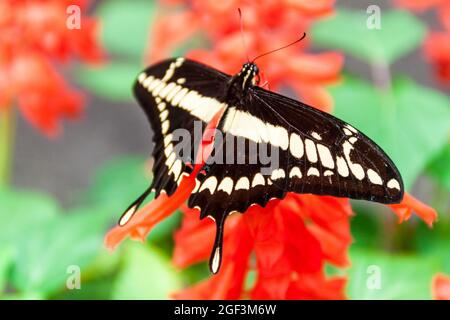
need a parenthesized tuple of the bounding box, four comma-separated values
(133, 58, 231, 197)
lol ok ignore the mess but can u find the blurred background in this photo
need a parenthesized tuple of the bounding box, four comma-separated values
(1, 0, 449, 299)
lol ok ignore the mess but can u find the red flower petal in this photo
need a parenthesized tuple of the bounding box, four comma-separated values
(173, 217, 253, 300)
(433, 273, 450, 300)
(284, 0, 335, 17)
(146, 11, 200, 63)
(172, 206, 216, 268)
(286, 273, 347, 300)
(105, 172, 197, 250)
(286, 52, 344, 84)
(424, 32, 450, 84)
(389, 192, 438, 227)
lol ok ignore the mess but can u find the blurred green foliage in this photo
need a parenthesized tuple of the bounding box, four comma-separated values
(0, 158, 187, 299)
(312, 10, 426, 64)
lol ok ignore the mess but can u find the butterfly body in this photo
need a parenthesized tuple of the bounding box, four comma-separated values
(122, 57, 404, 273)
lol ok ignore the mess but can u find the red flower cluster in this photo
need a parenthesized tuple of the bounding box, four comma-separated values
(395, 0, 450, 84)
(172, 195, 350, 299)
(0, 0, 103, 136)
(147, 0, 342, 112)
(105, 0, 438, 300)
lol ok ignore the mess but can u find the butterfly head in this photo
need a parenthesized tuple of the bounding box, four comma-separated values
(239, 62, 259, 91)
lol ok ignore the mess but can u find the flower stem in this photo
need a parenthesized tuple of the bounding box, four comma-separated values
(0, 108, 14, 186)
(371, 61, 392, 91)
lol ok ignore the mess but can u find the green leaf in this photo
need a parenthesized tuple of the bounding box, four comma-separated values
(312, 9, 426, 64)
(0, 188, 59, 245)
(85, 157, 150, 210)
(112, 243, 181, 299)
(347, 250, 440, 299)
(85, 157, 181, 242)
(427, 144, 450, 190)
(0, 247, 13, 293)
(74, 62, 139, 101)
(97, 0, 156, 59)
(332, 76, 450, 189)
(10, 210, 109, 295)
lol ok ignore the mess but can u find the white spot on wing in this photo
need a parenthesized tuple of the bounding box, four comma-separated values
(164, 134, 173, 147)
(367, 169, 383, 185)
(271, 169, 286, 180)
(171, 88, 189, 106)
(387, 179, 401, 190)
(138, 72, 147, 83)
(169, 160, 183, 181)
(336, 156, 349, 177)
(159, 109, 169, 121)
(311, 132, 322, 140)
(307, 167, 320, 176)
(252, 173, 265, 187)
(346, 124, 357, 133)
(289, 133, 304, 159)
(211, 247, 221, 274)
(152, 82, 166, 97)
(161, 120, 170, 134)
(119, 204, 137, 226)
(343, 128, 352, 136)
(235, 177, 250, 190)
(324, 170, 334, 177)
(222, 108, 289, 149)
(305, 139, 318, 163)
(159, 82, 176, 99)
(165, 152, 176, 168)
(349, 137, 358, 144)
(317, 144, 335, 169)
(217, 177, 234, 194)
(143, 76, 154, 88)
(289, 167, 302, 178)
(166, 85, 182, 102)
(343, 141, 365, 180)
(199, 176, 218, 193)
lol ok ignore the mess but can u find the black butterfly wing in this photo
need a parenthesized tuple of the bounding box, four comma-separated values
(118, 58, 230, 226)
(188, 85, 403, 272)
(251, 86, 404, 202)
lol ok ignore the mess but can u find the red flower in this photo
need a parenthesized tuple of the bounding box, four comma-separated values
(146, 0, 342, 112)
(394, 0, 450, 84)
(105, 172, 437, 300)
(423, 32, 450, 84)
(0, 0, 104, 136)
(433, 273, 450, 300)
(172, 194, 350, 300)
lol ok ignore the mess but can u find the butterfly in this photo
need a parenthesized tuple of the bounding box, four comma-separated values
(118, 47, 404, 274)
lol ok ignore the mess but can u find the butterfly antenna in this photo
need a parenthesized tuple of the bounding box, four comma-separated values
(238, 8, 250, 62)
(252, 32, 307, 62)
